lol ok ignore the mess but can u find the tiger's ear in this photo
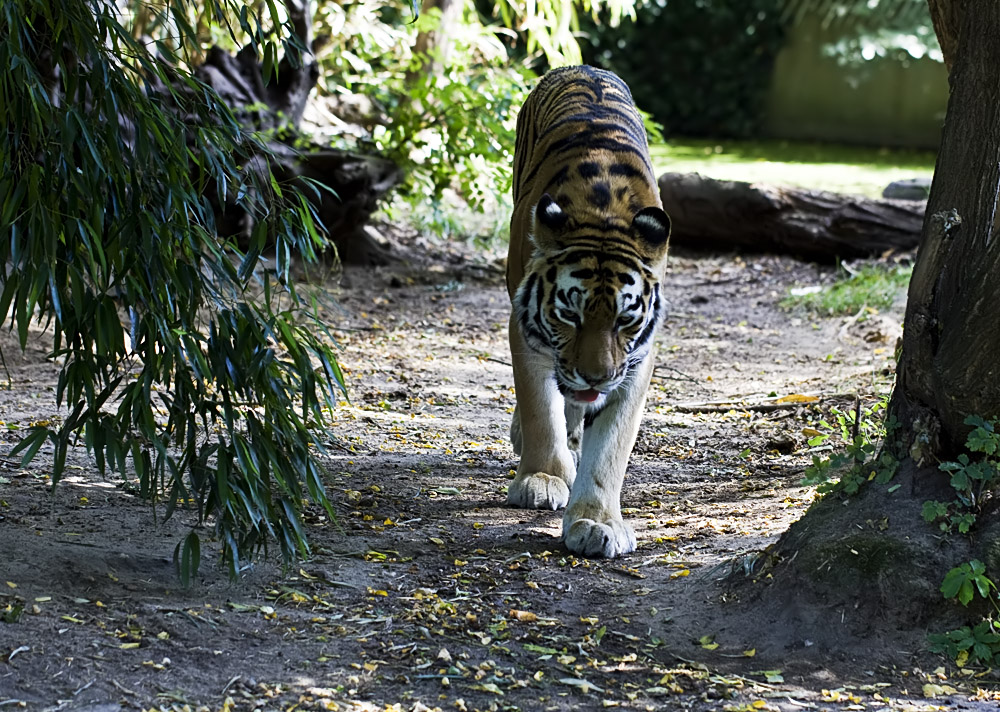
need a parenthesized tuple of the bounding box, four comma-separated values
(531, 194, 570, 251)
(631, 206, 671, 262)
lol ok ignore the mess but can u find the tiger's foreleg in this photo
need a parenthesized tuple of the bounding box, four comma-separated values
(507, 314, 577, 510)
(510, 396, 584, 466)
(562, 353, 654, 557)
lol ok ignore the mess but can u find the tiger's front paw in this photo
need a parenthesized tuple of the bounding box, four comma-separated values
(507, 472, 570, 510)
(563, 513, 636, 558)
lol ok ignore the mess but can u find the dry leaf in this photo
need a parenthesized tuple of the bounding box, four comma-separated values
(774, 394, 819, 404)
(922, 683, 957, 698)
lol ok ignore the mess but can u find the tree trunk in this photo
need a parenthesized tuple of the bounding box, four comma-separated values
(927, 0, 963, 71)
(658, 172, 925, 261)
(888, 0, 1000, 460)
(713, 0, 1000, 657)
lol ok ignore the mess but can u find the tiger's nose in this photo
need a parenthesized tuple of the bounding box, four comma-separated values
(580, 367, 616, 387)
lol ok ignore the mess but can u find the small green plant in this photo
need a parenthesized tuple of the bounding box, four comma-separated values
(929, 560, 1000, 666)
(926, 418, 1000, 667)
(941, 560, 996, 606)
(782, 264, 912, 316)
(929, 621, 1000, 667)
(803, 397, 898, 495)
(922, 416, 1000, 533)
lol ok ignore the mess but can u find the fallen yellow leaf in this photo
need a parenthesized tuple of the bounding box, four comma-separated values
(922, 683, 957, 698)
(775, 394, 819, 403)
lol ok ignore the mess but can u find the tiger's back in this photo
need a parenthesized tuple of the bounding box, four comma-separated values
(507, 65, 663, 298)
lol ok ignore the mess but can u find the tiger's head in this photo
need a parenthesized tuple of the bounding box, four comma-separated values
(514, 193, 671, 404)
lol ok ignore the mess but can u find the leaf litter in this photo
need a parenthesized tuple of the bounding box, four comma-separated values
(1, 236, 999, 709)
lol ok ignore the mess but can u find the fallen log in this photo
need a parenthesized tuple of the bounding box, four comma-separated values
(657, 172, 926, 261)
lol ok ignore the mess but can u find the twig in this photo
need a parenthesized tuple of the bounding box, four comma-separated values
(674, 402, 808, 414)
(852, 393, 861, 442)
(328, 325, 385, 332)
(652, 365, 701, 384)
(112, 679, 136, 696)
(73, 679, 95, 696)
(483, 357, 512, 367)
(838, 305, 870, 342)
(670, 276, 747, 288)
(673, 393, 854, 414)
(221, 675, 241, 695)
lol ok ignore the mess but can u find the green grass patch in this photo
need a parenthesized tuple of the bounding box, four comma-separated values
(782, 264, 913, 315)
(650, 138, 936, 198)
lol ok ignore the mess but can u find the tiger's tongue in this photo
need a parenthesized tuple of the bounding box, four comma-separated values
(573, 389, 601, 403)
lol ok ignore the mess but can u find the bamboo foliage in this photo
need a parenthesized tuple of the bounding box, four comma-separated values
(1, 0, 344, 581)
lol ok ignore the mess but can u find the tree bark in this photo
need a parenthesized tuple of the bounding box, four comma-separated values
(927, 0, 963, 71)
(888, 0, 1000, 459)
(658, 172, 925, 261)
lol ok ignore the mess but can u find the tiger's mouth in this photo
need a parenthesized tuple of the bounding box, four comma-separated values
(571, 389, 602, 403)
(557, 372, 623, 404)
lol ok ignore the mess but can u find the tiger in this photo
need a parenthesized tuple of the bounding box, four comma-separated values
(505, 65, 671, 558)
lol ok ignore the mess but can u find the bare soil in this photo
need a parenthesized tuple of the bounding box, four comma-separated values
(1, 229, 996, 711)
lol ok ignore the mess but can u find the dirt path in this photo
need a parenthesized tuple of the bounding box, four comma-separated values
(0, 234, 986, 711)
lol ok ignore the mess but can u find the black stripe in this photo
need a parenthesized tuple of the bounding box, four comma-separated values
(541, 165, 570, 196)
(557, 248, 645, 267)
(519, 272, 537, 313)
(609, 162, 644, 178)
(632, 288, 661, 350)
(589, 182, 612, 210)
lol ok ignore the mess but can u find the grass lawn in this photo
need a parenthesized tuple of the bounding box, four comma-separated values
(650, 138, 937, 198)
